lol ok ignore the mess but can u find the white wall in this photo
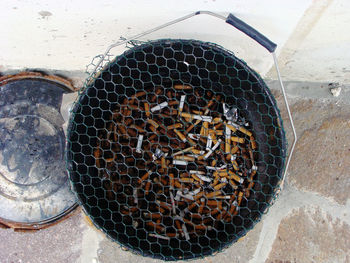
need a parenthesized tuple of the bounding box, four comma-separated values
(0, 0, 312, 78)
(267, 0, 350, 84)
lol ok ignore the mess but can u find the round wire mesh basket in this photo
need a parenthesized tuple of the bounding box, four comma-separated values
(66, 12, 295, 261)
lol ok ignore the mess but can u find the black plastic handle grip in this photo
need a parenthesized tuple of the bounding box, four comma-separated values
(225, 13, 277, 53)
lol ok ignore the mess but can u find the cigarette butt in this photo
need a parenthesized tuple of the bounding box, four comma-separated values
(161, 157, 166, 169)
(207, 200, 222, 208)
(180, 112, 212, 122)
(231, 146, 239, 155)
(150, 102, 168, 112)
(175, 220, 183, 232)
(190, 173, 202, 183)
(203, 122, 209, 137)
(146, 222, 165, 233)
(145, 181, 152, 194)
(174, 84, 192, 90)
(147, 119, 159, 129)
(169, 173, 175, 188)
(133, 91, 146, 98)
(188, 201, 199, 211)
(198, 201, 205, 214)
(136, 134, 144, 153)
(165, 232, 177, 238)
(158, 201, 172, 211)
(191, 149, 204, 155)
(238, 126, 252, 137)
(229, 171, 244, 184)
(168, 123, 183, 130)
(248, 147, 254, 161)
(200, 122, 208, 137)
(226, 124, 237, 133)
(216, 211, 227, 220)
(250, 136, 257, 149)
(181, 224, 190, 241)
(174, 129, 187, 142)
(174, 155, 196, 162)
(127, 104, 139, 110)
(126, 128, 137, 137)
(229, 201, 237, 215)
(149, 213, 162, 220)
(180, 173, 189, 178)
(231, 137, 245, 143)
(186, 119, 201, 133)
(227, 156, 239, 170)
(140, 171, 152, 181)
(174, 155, 195, 162)
(189, 213, 202, 220)
(194, 191, 205, 200)
(207, 100, 215, 108)
(225, 137, 231, 154)
(245, 181, 254, 198)
(229, 179, 238, 189)
(237, 191, 244, 206)
(210, 177, 220, 187)
(131, 124, 146, 133)
(104, 157, 114, 163)
(212, 117, 221, 124)
(180, 112, 193, 121)
(169, 191, 176, 214)
(179, 178, 194, 183)
(160, 177, 168, 186)
(113, 125, 118, 142)
(168, 101, 179, 106)
(174, 180, 183, 188)
(118, 125, 127, 134)
(213, 182, 227, 190)
(215, 195, 231, 199)
(192, 110, 203, 115)
(149, 125, 157, 133)
(148, 133, 157, 141)
(210, 209, 220, 216)
(173, 159, 188, 166)
(214, 122, 223, 129)
(205, 191, 221, 199)
(187, 137, 197, 146)
(172, 146, 194, 156)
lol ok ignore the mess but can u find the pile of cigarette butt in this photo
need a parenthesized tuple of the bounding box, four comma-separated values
(94, 84, 257, 241)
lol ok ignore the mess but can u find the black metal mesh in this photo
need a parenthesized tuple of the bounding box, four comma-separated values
(66, 39, 286, 260)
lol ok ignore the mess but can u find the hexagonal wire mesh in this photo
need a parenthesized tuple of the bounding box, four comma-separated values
(66, 38, 287, 260)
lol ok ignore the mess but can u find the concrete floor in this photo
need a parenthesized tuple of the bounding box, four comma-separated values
(0, 80, 349, 263)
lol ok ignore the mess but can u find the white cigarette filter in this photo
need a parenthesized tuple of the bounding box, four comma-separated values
(150, 101, 168, 112)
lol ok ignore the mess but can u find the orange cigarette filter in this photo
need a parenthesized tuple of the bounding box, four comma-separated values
(141, 171, 152, 181)
(174, 129, 187, 142)
(205, 191, 221, 199)
(174, 84, 192, 90)
(250, 136, 257, 149)
(213, 182, 227, 190)
(145, 181, 152, 194)
(168, 123, 183, 129)
(147, 119, 159, 128)
(179, 178, 194, 183)
(231, 137, 245, 144)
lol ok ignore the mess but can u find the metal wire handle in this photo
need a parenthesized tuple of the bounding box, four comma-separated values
(90, 10, 297, 186)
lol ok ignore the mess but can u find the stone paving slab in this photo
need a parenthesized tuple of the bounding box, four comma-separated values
(266, 207, 350, 263)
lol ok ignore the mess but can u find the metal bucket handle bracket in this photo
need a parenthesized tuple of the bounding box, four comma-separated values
(91, 10, 297, 187)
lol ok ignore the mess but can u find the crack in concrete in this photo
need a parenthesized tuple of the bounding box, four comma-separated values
(249, 181, 350, 263)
